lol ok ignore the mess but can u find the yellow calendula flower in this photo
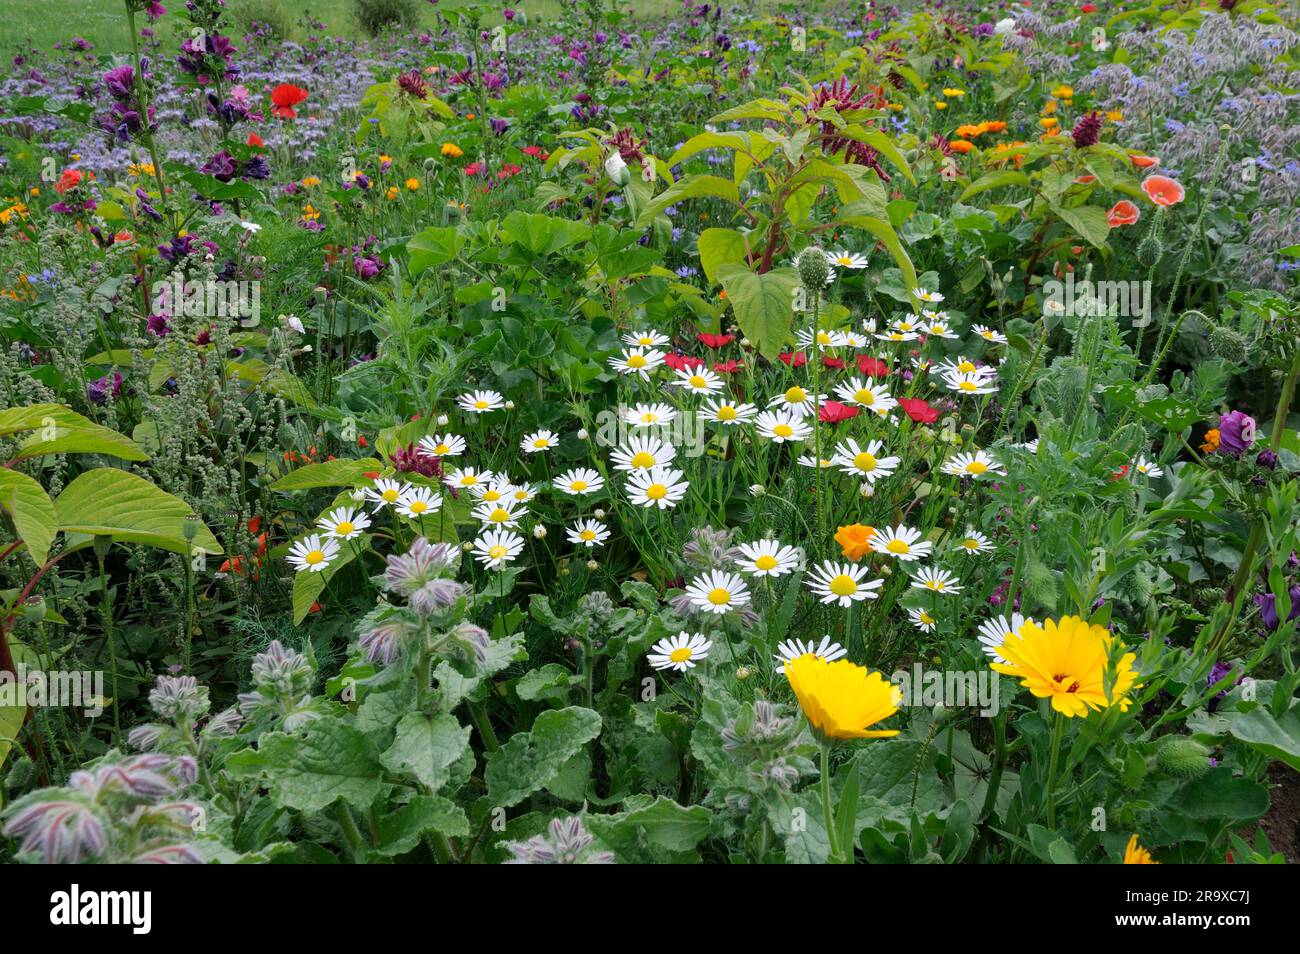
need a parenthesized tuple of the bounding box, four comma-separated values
(379, 154, 392, 165)
(991, 616, 1140, 717)
(1106, 109, 1124, 123)
(1123, 834, 1159, 864)
(785, 655, 901, 740)
(943, 87, 965, 97)
(834, 523, 876, 561)
(1039, 116, 1060, 130)
(934, 100, 948, 110)
(301, 203, 320, 221)
(28, 187, 39, 196)
(1042, 99, 1058, 115)
(0, 202, 29, 224)
(1051, 84, 1074, 99)
(301, 176, 321, 188)
(1200, 428, 1220, 453)
(385, 186, 399, 200)
(441, 142, 464, 158)
(405, 177, 420, 191)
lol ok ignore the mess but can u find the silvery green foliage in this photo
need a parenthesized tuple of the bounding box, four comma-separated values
(720, 700, 807, 792)
(238, 640, 321, 731)
(503, 816, 614, 864)
(2, 752, 204, 864)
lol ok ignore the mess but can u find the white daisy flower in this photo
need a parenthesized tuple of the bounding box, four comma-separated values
(977, 613, 1036, 663)
(955, 529, 994, 555)
(470, 480, 515, 503)
(875, 329, 919, 343)
(286, 534, 340, 573)
(625, 403, 677, 428)
(396, 486, 442, 519)
(833, 376, 897, 412)
(672, 366, 724, 395)
(973, 324, 1008, 345)
(908, 607, 938, 632)
(838, 329, 870, 349)
(943, 370, 998, 395)
(924, 318, 959, 339)
(1013, 439, 1039, 454)
(806, 560, 883, 607)
(610, 346, 666, 380)
(755, 409, 812, 443)
(520, 430, 558, 453)
(418, 433, 466, 458)
(831, 438, 900, 483)
(623, 329, 670, 348)
(734, 539, 801, 577)
(443, 467, 496, 491)
(566, 519, 610, 548)
(932, 355, 994, 379)
(825, 250, 869, 270)
(774, 635, 847, 673)
(1133, 456, 1164, 478)
(796, 326, 848, 351)
(767, 385, 824, 418)
(509, 483, 539, 504)
(626, 466, 689, 509)
(365, 478, 411, 509)
(683, 570, 751, 614)
(869, 525, 933, 561)
(647, 631, 711, 672)
(610, 435, 677, 472)
(472, 499, 526, 527)
(911, 566, 962, 594)
(940, 450, 1005, 478)
(702, 398, 758, 425)
(458, 390, 505, 413)
(893, 318, 920, 334)
(472, 528, 525, 570)
(554, 468, 605, 496)
(797, 454, 834, 469)
(316, 506, 371, 540)
(913, 287, 945, 303)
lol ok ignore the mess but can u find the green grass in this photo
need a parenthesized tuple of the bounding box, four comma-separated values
(0, 0, 691, 60)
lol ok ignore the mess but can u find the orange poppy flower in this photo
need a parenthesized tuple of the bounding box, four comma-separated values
(1129, 153, 1159, 169)
(1142, 175, 1185, 207)
(835, 524, 877, 561)
(949, 140, 974, 153)
(1107, 199, 1141, 227)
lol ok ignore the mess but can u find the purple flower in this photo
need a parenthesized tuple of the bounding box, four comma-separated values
(1217, 411, 1256, 455)
(1253, 585, 1300, 631)
(103, 65, 135, 99)
(87, 371, 123, 404)
(1257, 448, 1279, 470)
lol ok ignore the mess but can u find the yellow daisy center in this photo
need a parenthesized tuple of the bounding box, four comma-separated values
(488, 545, 507, 560)
(829, 574, 858, 596)
(381, 489, 399, 502)
(707, 588, 732, 606)
(886, 539, 911, 555)
(669, 647, 692, 663)
(305, 549, 325, 565)
(716, 405, 737, 421)
(335, 521, 354, 535)
(853, 452, 878, 472)
(410, 501, 428, 514)
(958, 360, 976, 373)
(474, 400, 488, 409)
(645, 483, 668, 500)
(816, 331, 831, 345)
(641, 412, 657, 423)
(959, 380, 978, 391)
(580, 529, 596, 541)
(630, 451, 655, 469)
(689, 375, 706, 388)
(854, 388, 875, 405)
(963, 538, 980, 549)
(460, 475, 478, 486)
(966, 461, 988, 475)
(784, 386, 806, 403)
(433, 443, 450, 455)
(773, 423, 794, 438)
(920, 611, 935, 624)
(482, 489, 501, 501)
(570, 480, 588, 492)
(755, 554, 778, 571)
(627, 354, 647, 368)
(532, 438, 548, 449)
(489, 508, 509, 522)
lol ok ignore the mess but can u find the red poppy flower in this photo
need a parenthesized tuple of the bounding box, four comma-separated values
(270, 83, 308, 119)
(1141, 175, 1185, 207)
(899, 397, 939, 424)
(778, 351, 807, 367)
(1080, 3, 1096, 11)
(697, 332, 734, 348)
(818, 401, 859, 423)
(53, 169, 83, 194)
(713, 360, 744, 373)
(856, 355, 890, 378)
(464, 162, 483, 176)
(247, 132, 265, 147)
(1128, 153, 1159, 169)
(362, 471, 381, 480)
(247, 516, 262, 534)
(1107, 200, 1140, 227)
(1074, 174, 1096, 184)
(822, 356, 846, 370)
(664, 352, 705, 372)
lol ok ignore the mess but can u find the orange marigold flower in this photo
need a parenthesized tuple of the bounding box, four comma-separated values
(835, 523, 876, 561)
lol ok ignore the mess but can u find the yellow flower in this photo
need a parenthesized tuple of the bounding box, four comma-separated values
(1123, 834, 1158, 864)
(1042, 99, 1058, 115)
(28, 187, 39, 196)
(301, 176, 321, 188)
(0, 202, 28, 224)
(379, 153, 392, 164)
(1051, 84, 1074, 100)
(1106, 109, 1124, 123)
(991, 616, 1140, 717)
(943, 87, 965, 97)
(385, 186, 399, 200)
(934, 100, 948, 110)
(301, 203, 320, 221)
(441, 142, 464, 158)
(1039, 116, 1060, 130)
(785, 656, 901, 740)
(834, 523, 876, 561)
(405, 177, 420, 191)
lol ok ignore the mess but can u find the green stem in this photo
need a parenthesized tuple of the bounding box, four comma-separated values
(819, 740, 842, 863)
(1044, 711, 1065, 830)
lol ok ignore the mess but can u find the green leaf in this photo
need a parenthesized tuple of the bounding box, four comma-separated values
(374, 795, 470, 856)
(837, 206, 919, 299)
(1226, 705, 1300, 772)
(0, 469, 57, 565)
(696, 227, 750, 284)
(380, 712, 472, 791)
(666, 131, 750, 168)
(485, 706, 602, 808)
(1051, 203, 1111, 250)
(637, 175, 740, 227)
(1169, 767, 1269, 821)
(228, 718, 392, 813)
(271, 458, 383, 491)
(407, 226, 464, 276)
(589, 797, 711, 857)
(0, 404, 146, 462)
(959, 170, 1030, 201)
(499, 210, 592, 257)
(716, 264, 800, 361)
(54, 469, 222, 555)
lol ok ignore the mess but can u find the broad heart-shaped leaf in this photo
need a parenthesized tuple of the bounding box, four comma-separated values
(373, 795, 470, 856)
(485, 706, 602, 808)
(380, 712, 471, 792)
(271, 458, 383, 491)
(227, 718, 391, 813)
(1051, 203, 1111, 250)
(716, 264, 800, 361)
(585, 796, 712, 862)
(0, 403, 146, 462)
(407, 226, 464, 276)
(696, 227, 751, 284)
(0, 469, 57, 566)
(1169, 767, 1269, 821)
(498, 210, 592, 257)
(636, 174, 740, 228)
(55, 468, 222, 556)
(959, 169, 1030, 201)
(1226, 704, 1300, 772)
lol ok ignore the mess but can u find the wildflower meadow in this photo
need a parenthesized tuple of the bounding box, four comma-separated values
(0, 0, 1298, 887)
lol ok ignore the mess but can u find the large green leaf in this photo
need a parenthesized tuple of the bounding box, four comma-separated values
(498, 210, 592, 257)
(637, 175, 741, 227)
(485, 706, 602, 808)
(0, 469, 57, 565)
(380, 712, 472, 792)
(407, 226, 464, 276)
(837, 205, 919, 301)
(271, 458, 383, 491)
(0, 404, 146, 462)
(696, 228, 751, 284)
(1227, 705, 1300, 772)
(374, 795, 470, 856)
(716, 264, 800, 361)
(1051, 203, 1111, 250)
(55, 469, 221, 555)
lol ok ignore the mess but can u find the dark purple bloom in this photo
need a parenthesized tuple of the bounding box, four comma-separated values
(1257, 448, 1279, 470)
(1217, 411, 1256, 455)
(1253, 585, 1300, 631)
(103, 65, 135, 99)
(87, 371, 123, 404)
